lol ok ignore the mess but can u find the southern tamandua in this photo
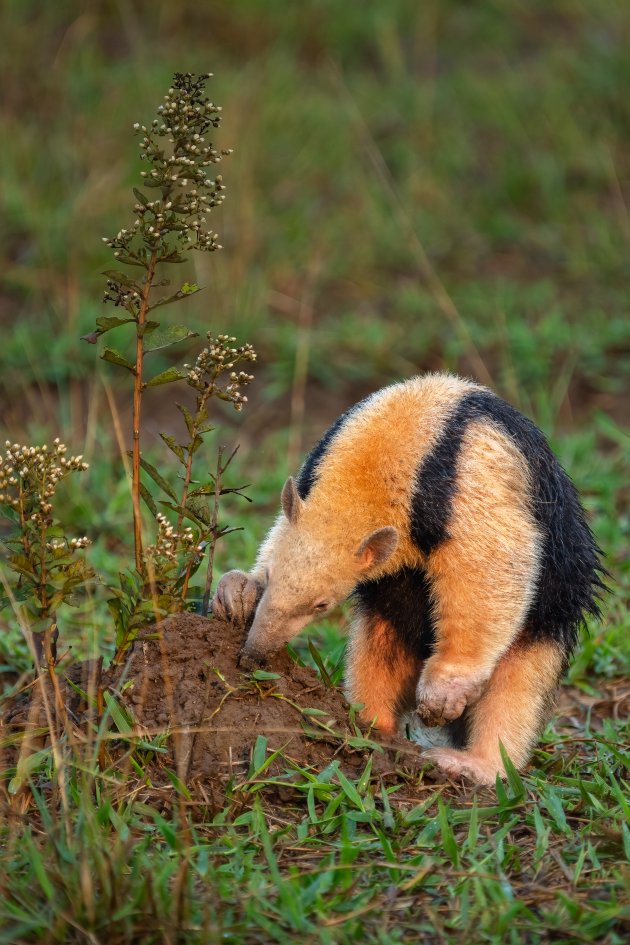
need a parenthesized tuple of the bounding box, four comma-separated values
(213, 374, 605, 784)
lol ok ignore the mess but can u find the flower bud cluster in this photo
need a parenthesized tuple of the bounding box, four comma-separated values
(101, 72, 230, 278)
(0, 439, 89, 535)
(146, 512, 201, 563)
(102, 277, 141, 309)
(183, 333, 256, 410)
(46, 536, 91, 551)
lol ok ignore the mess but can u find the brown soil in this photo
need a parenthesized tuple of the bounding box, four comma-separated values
(106, 613, 423, 798)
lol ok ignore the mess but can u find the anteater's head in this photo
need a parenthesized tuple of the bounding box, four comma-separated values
(242, 476, 399, 662)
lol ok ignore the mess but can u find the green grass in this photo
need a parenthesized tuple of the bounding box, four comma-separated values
(1, 1, 629, 942)
(1, 705, 628, 944)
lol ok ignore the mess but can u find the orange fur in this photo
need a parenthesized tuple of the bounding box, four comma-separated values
(346, 617, 421, 734)
(424, 639, 563, 783)
(255, 375, 479, 585)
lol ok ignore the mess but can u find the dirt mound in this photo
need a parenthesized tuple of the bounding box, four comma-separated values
(109, 613, 423, 793)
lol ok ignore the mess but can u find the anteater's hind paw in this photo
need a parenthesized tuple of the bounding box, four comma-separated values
(212, 570, 262, 625)
(422, 747, 502, 786)
(416, 660, 487, 726)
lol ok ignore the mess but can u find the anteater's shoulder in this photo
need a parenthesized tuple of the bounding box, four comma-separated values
(296, 374, 483, 501)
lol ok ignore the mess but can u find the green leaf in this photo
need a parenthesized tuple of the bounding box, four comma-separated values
(437, 798, 460, 867)
(160, 433, 186, 463)
(103, 691, 134, 735)
(0, 585, 32, 610)
(102, 270, 141, 290)
(139, 483, 157, 517)
(113, 254, 147, 268)
(308, 640, 333, 687)
(251, 735, 268, 773)
(8, 747, 51, 795)
(95, 315, 136, 335)
(133, 187, 148, 206)
(336, 769, 365, 811)
(101, 347, 136, 373)
(160, 250, 186, 264)
(164, 768, 192, 800)
(149, 810, 178, 849)
(185, 496, 210, 525)
(197, 421, 215, 435)
(150, 287, 200, 311)
(499, 742, 525, 798)
(542, 786, 570, 834)
(144, 325, 198, 352)
(8, 554, 36, 578)
(140, 320, 160, 337)
(24, 834, 56, 902)
(145, 367, 188, 388)
(176, 403, 195, 437)
(130, 454, 178, 501)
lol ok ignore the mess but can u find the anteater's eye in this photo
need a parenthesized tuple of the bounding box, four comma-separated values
(313, 601, 329, 613)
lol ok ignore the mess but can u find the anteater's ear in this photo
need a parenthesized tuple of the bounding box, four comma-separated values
(281, 476, 304, 525)
(355, 526, 399, 570)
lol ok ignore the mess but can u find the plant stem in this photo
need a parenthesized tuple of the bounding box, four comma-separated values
(16, 477, 44, 666)
(176, 385, 215, 608)
(176, 450, 195, 536)
(132, 249, 158, 573)
(176, 385, 213, 534)
(201, 446, 226, 617)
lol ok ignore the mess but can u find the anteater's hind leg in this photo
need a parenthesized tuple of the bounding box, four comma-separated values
(423, 639, 563, 784)
(417, 422, 543, 727)
(345, 615, 422, 736)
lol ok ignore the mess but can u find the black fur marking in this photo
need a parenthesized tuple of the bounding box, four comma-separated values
(353, 568, 470, 744)
(296, 396, 370, 500)
(354, 567, 437, 663)
(444, 712, 470, 750)
(411, 390, 607, 652)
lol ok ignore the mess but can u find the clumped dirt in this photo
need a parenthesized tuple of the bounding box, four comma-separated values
(107, 613, 422, 794)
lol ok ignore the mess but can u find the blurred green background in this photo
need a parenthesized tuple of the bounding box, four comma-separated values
(0, 0, 628, 670)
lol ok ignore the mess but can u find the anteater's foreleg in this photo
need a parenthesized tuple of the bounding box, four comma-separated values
(345, 615, 422, 735)
(423, 639, 563, 783)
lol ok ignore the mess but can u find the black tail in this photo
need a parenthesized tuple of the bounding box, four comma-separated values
(521, 422, 607, 653)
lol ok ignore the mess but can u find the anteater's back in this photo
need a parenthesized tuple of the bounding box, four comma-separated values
(296, 373, 605, 652)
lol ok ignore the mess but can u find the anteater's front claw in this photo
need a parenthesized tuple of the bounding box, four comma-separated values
(212, 570, 262, 625)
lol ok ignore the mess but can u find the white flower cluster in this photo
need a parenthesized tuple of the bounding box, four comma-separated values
(102, 275, 141, 307)
(0, 439, 89, 513)
(46, 536, 91, 551)
(0, 440, 91, 559)
(146, 512, 202, 563)
(103, 73, 231, 263)
(184, 333, 256, 410)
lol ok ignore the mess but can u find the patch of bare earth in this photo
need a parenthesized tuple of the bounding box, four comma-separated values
(107, 613, 423, 798)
